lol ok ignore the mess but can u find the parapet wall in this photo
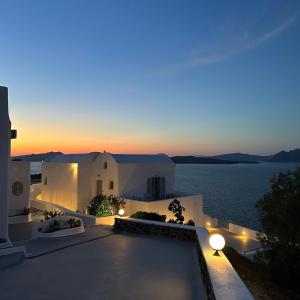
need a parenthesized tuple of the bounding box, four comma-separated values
(125, 194, 204, 226)
(113, 218, 254, 300)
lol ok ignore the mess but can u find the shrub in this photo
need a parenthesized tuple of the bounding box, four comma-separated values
(88, 194, 111, 217)
(42, 210, 64, 221)
(130, 211, 167, 222)
(109, 195, 126, 215)
(87, 194, 126, 216)
(168, 199, 195, 226)
(185, 219, 195, 226)
(68, 218, 82, 228)
(23, 207, 31, 215)
(47, 219, 61, 233)
(168, 199, 185, 224)
(255, 167, 300, 289)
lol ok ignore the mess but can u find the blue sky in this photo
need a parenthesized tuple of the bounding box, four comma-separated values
(1, 0, 300, 155)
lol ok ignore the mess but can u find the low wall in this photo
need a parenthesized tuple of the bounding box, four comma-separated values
(31, 199, 122, 227)
(9, 213, 32, 224)
(31, 199, 96, 227)
(228, 223, 258, 240)
(125, 195, 204, 226)
(114, 218, 254, 300)
(114, 218, 196, 240)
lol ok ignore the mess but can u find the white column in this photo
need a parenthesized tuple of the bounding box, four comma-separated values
(0, 86, 10, 242)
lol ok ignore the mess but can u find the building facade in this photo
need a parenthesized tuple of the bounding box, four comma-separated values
(41, 152, 175, 212)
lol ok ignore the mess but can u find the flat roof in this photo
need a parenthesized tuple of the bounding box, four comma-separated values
(47, 152, 100, 163)
(111, 154, 173, 164)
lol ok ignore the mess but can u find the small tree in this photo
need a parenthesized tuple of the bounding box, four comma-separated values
(168, 199, 185, 224)
(256, 167, 300, 289)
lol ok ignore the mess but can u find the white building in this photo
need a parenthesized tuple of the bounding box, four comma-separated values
(41, 152, 175, 212)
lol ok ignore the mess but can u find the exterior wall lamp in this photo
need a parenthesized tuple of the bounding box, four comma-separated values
(209, 233, 225, 256)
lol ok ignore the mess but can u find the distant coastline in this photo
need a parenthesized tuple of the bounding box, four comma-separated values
(171, 156, 259, 164)
(12, 148, 300, 165)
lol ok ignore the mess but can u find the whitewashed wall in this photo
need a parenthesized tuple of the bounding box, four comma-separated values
(8, 161, 30, 216)
(118, 162, 175, 199)
(125, 195, 204, 226)
(41, 162, 78, 211)
(92, 153, 119, 197)
(228, 223, 258, 240)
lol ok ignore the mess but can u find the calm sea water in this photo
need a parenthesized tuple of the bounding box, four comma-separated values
(175, 163, 299, 230)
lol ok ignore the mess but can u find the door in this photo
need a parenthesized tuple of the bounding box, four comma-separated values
(147, 177, 166, 200)
(96, 179, 102, 195)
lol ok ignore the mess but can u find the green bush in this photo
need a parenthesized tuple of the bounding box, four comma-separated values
(87, 194, 126, 217)
(256, 167, 300, 289)
(88, 194, 111, 217)
(130, 211, 167, 222)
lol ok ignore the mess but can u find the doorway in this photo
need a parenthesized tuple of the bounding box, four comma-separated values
(96, 179, 102, 195)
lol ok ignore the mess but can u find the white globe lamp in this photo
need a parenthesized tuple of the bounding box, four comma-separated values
(118, 208, 125, 216)
(209, 234, 225, 256)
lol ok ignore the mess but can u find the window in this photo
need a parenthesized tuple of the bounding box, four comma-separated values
(104, 162, 108, 169)
(147, 177, 166, 200)
(12, 181, 23, 196)
(109, 181, 114, 190)
(44, 176, 48, 185)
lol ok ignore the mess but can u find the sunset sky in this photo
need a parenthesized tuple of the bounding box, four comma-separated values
(1, 0, 300, 156)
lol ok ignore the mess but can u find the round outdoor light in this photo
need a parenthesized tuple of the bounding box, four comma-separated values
(209, 234, 225, 256)
(118, 208, 125, 216)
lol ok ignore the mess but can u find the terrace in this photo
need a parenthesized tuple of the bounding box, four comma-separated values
(1, 226, 206, 300)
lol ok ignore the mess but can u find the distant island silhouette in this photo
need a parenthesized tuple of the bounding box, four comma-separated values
(12, 149, 300, 164)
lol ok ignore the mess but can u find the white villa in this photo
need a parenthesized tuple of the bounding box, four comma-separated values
(41, 152, 175, 212)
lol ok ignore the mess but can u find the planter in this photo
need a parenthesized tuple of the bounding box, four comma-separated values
(37, 216, 85, 238)
(9, 213, 32, 224)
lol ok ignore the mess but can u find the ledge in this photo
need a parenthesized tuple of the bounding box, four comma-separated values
(113, 218, 254, 300)
(9, 213, 32, 224)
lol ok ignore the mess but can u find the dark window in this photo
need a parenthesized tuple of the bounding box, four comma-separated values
(109, 181, 114, 190)
(147, 177, 166, 200)
(44, 176, 48, 185)
(104, 162, 108, 169)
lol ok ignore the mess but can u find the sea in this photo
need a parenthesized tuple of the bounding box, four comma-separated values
(31, 161, 299, 230)
(175, 162, 299, 230)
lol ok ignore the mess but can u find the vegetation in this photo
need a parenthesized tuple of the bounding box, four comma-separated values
(130, 199, 195, 226)
(168, 199, 195, 226)
(42, 210, 64, 221)
(23, 207, 31, 215)
(130, 211, 167, 222)
(87, 194, 126, 217)
(223, 246, 300, 300)
(255, 167, 300, 290)
(38, 217, 82, 233)
(68, 218, 82, 228)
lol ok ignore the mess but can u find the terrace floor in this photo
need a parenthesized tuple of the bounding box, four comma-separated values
(0, 230, 207, 300)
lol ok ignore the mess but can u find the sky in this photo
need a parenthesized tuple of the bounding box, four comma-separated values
(1, 0, 300, 156)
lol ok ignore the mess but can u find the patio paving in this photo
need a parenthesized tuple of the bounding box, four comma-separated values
(0, 232, 207, 300)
